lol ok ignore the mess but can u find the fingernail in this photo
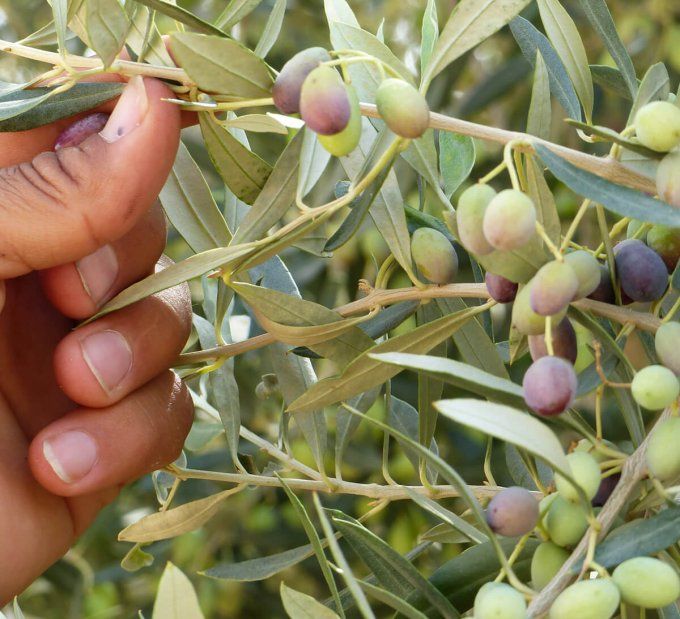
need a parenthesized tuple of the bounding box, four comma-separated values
(76, 244, 119, 306)
(43, 431, 98, 483)
(55, 113, 110, 150)
(99, 76, 149, 143)
(81, 330, 132, 393)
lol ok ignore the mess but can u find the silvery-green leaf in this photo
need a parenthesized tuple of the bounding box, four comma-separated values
(126, 5, 174, 66)
(420, 0, 439, 75)
(160, 142, 232, 253)
(51, 0, 68, 54)
(171, 32, 273, 98)
(297, 127, 332, 201)
(134, 0, 227, 36)
(439, 132, 474, 199)
(324, 0, 359, 27)
(527, 50, 551, 139)
(255, 0, 286, 58)
(357, 581, 428, 619)
(216, 0, 263, 30)
(627, 62, 670, 123)
(537, 0, 594, 122)
(152, 563, 204, 619)
(422, 0, 532, 88)
(510, 16, 581, 120)
(86, 0, 130, 67)
(281, 583, 341, 619)
(591, 64, 636, 101)
(565, 119, 662, 159)
(204, 544, 317, 581)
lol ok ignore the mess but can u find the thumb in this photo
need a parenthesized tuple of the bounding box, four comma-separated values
(0, 76, 181, 278)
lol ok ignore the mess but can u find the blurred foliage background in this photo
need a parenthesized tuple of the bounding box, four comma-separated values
(1, 0, 678, 617)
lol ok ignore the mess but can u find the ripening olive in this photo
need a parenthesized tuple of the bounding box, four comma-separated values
(317, 85, 362, 157)
(635, 101, 680, 152)
(523, 356, 577, 417)
(529, 260, 579, 316)
(456, 184, 497, 256)
(631, 364, 680, 410)
(272, 47, 332, 114)
(299, 65, 351, 135)
(411, 228, 459, 284)
(512, 285, 567, 336)
(612, 557, 680, 609)
(564, 250, 601, 299)
(657, 150, 680, 207)
(614, 239, 668, 303)
(528, 318, 578, 364)
(548, 579, 620, 619)
(545, 496, 589, 547)
(655, 321, 680, 375)
(375, 78, 430, 139)
(483, 190, 537, 251)
(554, 452, 602, 503)
(485, 486, 539, 537)
(531, 542, 570, 590)
(473, 582, 527, 619)
(588, 264, 616, 304)
(646, 224, 680, 272)
(486, 272, 519, 303)
(646, 417, 680, 480)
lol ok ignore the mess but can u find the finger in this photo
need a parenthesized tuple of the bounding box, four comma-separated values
(39, 200, 167, 318)
(29, 371, 193, 497)
(0, 76, 180, 278)
(54, 266, 191, 408)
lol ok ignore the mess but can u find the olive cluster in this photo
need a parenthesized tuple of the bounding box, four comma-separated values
(272, 48, 430, 158)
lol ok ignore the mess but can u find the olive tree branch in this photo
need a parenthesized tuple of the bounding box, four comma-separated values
(177, 284, 662, 365)
(527, 408, 671, 617)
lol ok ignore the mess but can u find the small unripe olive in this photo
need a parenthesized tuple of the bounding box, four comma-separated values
(529, 260, 579, 316)
(531, 542, 570, 590)
(554, 452, 602, 503)
(627, 219, 646, 239)
(646, 224, 680, 272)
(646, 417, 680, 480)
(483, 189, 537, 251)
(512, 284, 567, 336)
(635, 101, 680, 152)
(548, 579, 620, 619)
(485, 486, 539, 537)
(545, 496, 588, 547)
(612, 557, 680, 608)
(657, 150, 680, 207)
(564, 250, 601, 299)
(299, 65, 351, 135)
(523, 356, 577, 417)
(655, 321, 680, 376)
(411, 228, 459, 284)
(528, 318, 577, 364)
(375, 78, 430, 139)
(272, 47, 331, 114)
(631, 364, 680, 410)
(317, 85, 361, 157)
(473, 582, 527, 619)
(456, 184, 497, 256)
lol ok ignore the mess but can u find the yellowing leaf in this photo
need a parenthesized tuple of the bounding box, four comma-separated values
(152, 563, 205, 619)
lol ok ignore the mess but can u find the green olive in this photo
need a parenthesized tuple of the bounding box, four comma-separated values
(612, 557, 680, 608)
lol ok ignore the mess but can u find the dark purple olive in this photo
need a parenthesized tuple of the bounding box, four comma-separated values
(272, 47, 331, 114)
(485, 272, 518, 303)
(591, 473, 620, 507)
(528, 318, 577, 364)
(614, 239, 668, 303)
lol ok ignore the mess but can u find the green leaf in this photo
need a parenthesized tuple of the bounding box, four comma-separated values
(281, 583, 341, 619)
(0, 82, 123, 132)
(152, 563, 204, 619)
(537, 0, 593, 122)
(420, 0, 439, 75)
(439, 132, 475, 199)
(288, 304, 485, 413)
(534, 143, 680, 227)
(576, 0, 637, 99)
(422, 0, 532, 89)
(565, 119, 663, 159)
(357, 581, 428, 619)
(226, 114, 288, 134)
(419, 523, 472, 545)
(435, 398, 570, 476)
(233, 130, 303, 243)
(627, 62, 670, 123)
(324, 0, 359, 27)
(298, 128, 332, 201)
(170, 32, 273, 98)
(335, 389, 381, 475)
(255, 0, 286, 58)
(402, 133, 452, 213)
(278, 478, 344, 616)
(204, 544, 317, 581)
(94, 244, 253, 320)
(405, 489, 488, 545)
(525, 155, 561, 244)
(118, 487, 242, 543)
(216, 0, 263, 30)
(591, 64, 636, 100)
(330, 513, 459, 619)
(584, 508, 680, 569)
(85, 0, 130, 67)
(51, 0, 68, 55)
(200, 114, 272, 205)
(372, 353, 524, 408)
(510, 16, 581, 121)
(527, 50, 551, 140)
(134, 0, 227, 36)
(127, 5, 174, 66)
(121, 544, 154, 572)
(160, 142, 232, 253)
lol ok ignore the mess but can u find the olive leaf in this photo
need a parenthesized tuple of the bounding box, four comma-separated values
(225, 114, 288, 135)
(281, 583, 341, 619)
(420, 0, 439, 75)
(216, 0, 263, 30)
(134, 0, 227, 36)
(255, 0, 286, 58)
(152, 563, 204, 619)
(591, 64, 636, 100)
(126, 5, 175, 66)
(85, 0, 130, 68)
(51, 0, 68, 54)
(297, 127, 332, 202)
(527, 50, 551, 140)
(439, 132, 475, 200)
(565, 119, 662, 159)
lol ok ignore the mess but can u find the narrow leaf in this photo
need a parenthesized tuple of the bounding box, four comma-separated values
(357, 580, 428, 619)
(152, 563, 204, 619)
(217, 0, 263, 30)
(281, 583, 341, 619)
(297, 127, 332, 201)
(255, 0, 286, 58)
(86, 0, 130, 67)
(52, 0, 68, 55)
(226, 113, 288, 134)
(439, 132, 475, 199)
(134, 0, 227, 36)
(527, 50, 551, 139)
(591, 64, 635, 100)
(204, 544, 316, 581)
(420, 0, 439, 75)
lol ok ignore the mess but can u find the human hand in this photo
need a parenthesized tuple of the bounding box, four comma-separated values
(0, 77, 194, 603)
